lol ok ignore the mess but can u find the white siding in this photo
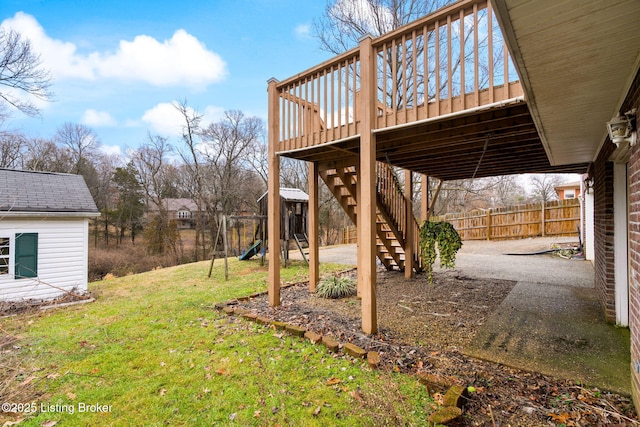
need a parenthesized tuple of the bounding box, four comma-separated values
(0, 218, 90, 301)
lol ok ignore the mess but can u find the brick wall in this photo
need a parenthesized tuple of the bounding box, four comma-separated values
(624, 70, 640, 408)
(593, 142, 616, 322)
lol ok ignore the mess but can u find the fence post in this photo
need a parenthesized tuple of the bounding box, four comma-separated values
(486, 208, 492, 240)
(541, 202, 546, 237)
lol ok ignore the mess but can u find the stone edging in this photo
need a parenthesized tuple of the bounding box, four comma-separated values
(214, 283, 472, 425)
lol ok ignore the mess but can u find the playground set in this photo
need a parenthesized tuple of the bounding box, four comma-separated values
(207, 188, 310, 280)
(237, 188, 310, 264)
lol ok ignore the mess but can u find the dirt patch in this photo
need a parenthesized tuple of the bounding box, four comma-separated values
(236, 270, 638, 426)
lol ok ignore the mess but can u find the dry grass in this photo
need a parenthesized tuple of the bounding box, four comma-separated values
(88, 229, 204, 281)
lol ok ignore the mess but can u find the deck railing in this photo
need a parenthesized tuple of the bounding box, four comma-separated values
(272, 0, 522, 153)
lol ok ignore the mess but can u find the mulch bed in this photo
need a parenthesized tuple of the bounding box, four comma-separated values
(234, 269, 638, 426)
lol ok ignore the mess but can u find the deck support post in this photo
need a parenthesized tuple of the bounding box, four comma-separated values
(267, 78, 281, 307)
(405, 170, 414, 279)
(358, 35, 377, 334)
(308, 161, 319, 292)
(356, 166, 362, 298)
(421, 175, 429, 221)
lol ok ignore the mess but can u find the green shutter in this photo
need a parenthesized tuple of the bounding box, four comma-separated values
(15, 233, 38, 279)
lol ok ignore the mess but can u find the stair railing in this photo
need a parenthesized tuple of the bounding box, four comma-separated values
(376, 162, 422, 270)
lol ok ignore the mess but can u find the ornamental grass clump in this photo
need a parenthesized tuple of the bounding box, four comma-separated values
(315, 275, 357, 299)
(419, 220, 463, 284)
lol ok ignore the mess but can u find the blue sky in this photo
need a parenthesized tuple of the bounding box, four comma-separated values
(0, 0, 334, 156)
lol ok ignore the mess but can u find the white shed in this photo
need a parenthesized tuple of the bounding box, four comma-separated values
(0, 169, 100, 301)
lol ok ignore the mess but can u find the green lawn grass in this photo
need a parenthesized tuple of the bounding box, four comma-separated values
(1, 258, 435, 426)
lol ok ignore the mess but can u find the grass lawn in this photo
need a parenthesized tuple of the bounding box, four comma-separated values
(1, 258, 436, 426)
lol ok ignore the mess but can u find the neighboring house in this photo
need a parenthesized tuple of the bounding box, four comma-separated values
(148, 198, 207, 229)
(0, 169, 99, 301)
(554, 181, 581, 200)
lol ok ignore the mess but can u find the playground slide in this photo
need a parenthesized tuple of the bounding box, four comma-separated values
(239, 239, 262, 261)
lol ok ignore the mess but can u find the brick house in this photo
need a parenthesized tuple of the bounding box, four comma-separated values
(555, 181, 581, 201)
(148, 198, 207, 230)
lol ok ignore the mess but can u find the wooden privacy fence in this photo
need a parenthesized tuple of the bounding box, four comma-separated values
(342, 199, 581, 243)
(431, 199, 581, 240)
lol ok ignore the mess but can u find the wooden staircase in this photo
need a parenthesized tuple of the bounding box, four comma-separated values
(319, 162, 422, 272)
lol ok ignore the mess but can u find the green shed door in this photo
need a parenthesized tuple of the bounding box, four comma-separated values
(15, 233, 38, 279)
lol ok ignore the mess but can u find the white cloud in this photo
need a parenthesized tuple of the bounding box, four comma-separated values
(295, 24, 311, 39)
(100, 144, 122, 156)
(94, 30, 227, 88)
(1, 13, 227, 89)
(142, 102, 226, 137)
(141, 102, 184, 136)
(81, 109, 116, 127)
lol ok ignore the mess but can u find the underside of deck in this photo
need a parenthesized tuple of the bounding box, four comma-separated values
(267, 0, 595, 335)
(282, 101, 589, 180)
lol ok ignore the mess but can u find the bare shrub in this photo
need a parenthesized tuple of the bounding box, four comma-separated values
(88, 243, 179, 281)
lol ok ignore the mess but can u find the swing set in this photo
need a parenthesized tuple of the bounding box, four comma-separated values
(207, 188, 310, 280)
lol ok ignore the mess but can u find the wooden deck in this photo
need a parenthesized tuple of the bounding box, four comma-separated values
(267, 0, 589, 334)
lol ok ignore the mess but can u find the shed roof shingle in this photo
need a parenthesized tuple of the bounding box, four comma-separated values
(0, 169, 99, 214)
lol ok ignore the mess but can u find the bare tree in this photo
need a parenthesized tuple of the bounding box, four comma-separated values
(23, 137, 73, 172)
(280, 157, 309, 190)
(54, 122, 100, 175)
(130, 134, 181, 257)
(174, 100, 210, 260)
(0, 131, 26, 168)
(488, 175, 526, 207)
(313, 0, 452, 54)
(200, 110, 264, 217)
(248, 138, 269, 186)
(528, 174, 564, 203)
(0, 28, 53, 117)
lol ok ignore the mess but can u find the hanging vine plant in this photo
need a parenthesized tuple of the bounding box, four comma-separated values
(419, 221, 463, 284)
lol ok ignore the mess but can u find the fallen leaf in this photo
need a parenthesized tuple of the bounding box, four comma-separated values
(326, 377, 342, 386)
(253, 410, 261, 418)
(548, 412, 570, 423)
(40, 421, 58, 427)
(228, 413, 237, 421)
(216, 368, 227, 376)
(159, 388, 166, 396)
(350, 390, 364, 401)
(313, 406, 322, 416)
(19, 375, 36, 386)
